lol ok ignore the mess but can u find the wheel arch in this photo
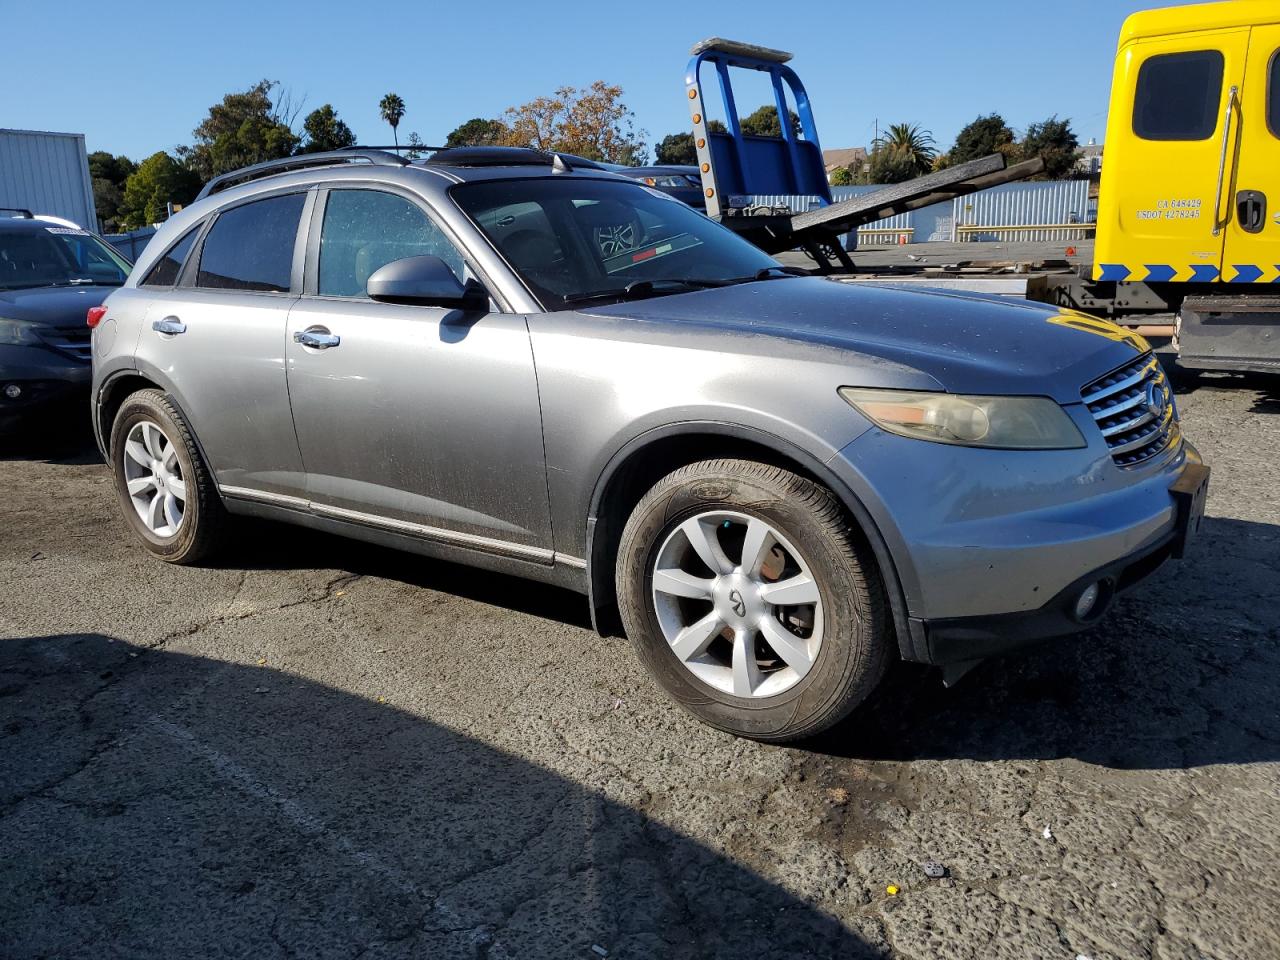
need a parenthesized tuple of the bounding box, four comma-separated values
(585, 421, 916, 659)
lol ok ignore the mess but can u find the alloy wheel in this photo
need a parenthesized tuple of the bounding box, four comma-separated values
(121, 420, 186, 538)
(651, 511, 824, 698)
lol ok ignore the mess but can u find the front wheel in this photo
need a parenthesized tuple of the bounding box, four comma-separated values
(615, 459, 891, 742)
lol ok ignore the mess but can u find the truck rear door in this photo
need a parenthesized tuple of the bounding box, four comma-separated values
(1095, 28, 1249, 283)
(1222, 25, 1280, 284)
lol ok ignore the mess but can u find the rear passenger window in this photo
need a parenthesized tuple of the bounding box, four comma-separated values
(197, 193, 305, 292)
(1269, 51, 1280, 139)
(318, 190, 467, 298)
(141, 226, 199, 287)
(1133, 50, 1224, 141)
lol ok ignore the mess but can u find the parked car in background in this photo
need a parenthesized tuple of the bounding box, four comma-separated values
(612, 165, 707, 211)
(91, 147, 1207, 742)
(1, 210, 130, 432)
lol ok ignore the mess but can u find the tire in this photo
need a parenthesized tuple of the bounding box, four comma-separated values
(109, 388, 226, 565)
(615, 459, 891, 742)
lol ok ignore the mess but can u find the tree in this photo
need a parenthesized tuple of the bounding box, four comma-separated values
(739, 105, 800, 139)
(859, 145, 923, 184)
(298, 104, 355, 154)
(405, 132, 426, 160)
(945, 113, 1016, 167)
(179, 80, 300, 182)
(501, 81, 647, 164)
(88, 152, 137, 232)
(119, 152, 201, 229)
(874, 123, 936, 173)
(379, 93, 406, 148)
(445, 118, 509, 148)
(655, 131, 696, 165)
(828, 165, 854, 186)
(1018, 115, 1080, 180)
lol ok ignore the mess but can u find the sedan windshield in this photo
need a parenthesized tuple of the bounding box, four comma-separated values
(0, 226, 130, 290)
(451, 177, 782, 308)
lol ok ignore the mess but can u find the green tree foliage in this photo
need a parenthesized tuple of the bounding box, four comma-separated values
(1018, 115, 1080, 179)
(119, 152, 201, 229)
(179, 80, 300, 182)
(946, 113, 1016, 167)
(298, 104, 356, 154)
(655, 131, 696, 165)
(859, 144, 924, 184)
(828, 165, 854, 186)
(739, 105, 800, 138)
(445, 118, 509, 148)
(875, 123, 936, 173)
(88, 152, 137, 232)
(379, 93, 406, 147)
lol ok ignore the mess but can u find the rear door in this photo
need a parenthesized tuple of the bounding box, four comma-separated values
(1222, 24, 1280, 283)
(1095, 29, 1249, 282)
(285, 186, 553, 552)
(134, 191, 309, 499)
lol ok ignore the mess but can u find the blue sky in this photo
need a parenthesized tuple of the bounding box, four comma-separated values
(6, 0, 1200, 161)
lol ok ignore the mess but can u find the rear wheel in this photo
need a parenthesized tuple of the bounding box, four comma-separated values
(616, 459, 891, 742)
(109, 388, 226, 564)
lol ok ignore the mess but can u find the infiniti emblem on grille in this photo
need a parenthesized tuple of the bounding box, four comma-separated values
(1144, 380, 1168, 418)
(728, 589, 747, 618)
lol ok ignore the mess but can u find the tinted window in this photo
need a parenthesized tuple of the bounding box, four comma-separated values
(141, 226, 199, 287)
(1269, 51, 1280, 139)
(0, 226, 129, 290)
(318, 190, 467, 298)
(1133, 50, 1224, 141)
(197, 194, 305, 292)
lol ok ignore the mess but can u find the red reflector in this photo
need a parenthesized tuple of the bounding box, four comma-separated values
(631, 248, 658, 263)
(86, 305, 107, 328)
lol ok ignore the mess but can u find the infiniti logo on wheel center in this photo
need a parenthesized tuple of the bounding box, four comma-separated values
(728, 589, 747, 618)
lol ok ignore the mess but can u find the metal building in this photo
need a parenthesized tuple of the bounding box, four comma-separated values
(0, 128, 98, 229)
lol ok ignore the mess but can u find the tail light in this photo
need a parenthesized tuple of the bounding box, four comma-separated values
(86, 306, 107, 328)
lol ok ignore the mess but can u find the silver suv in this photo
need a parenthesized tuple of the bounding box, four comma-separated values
(90, 147, 1209, 742)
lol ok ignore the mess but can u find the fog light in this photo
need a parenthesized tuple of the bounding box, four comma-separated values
(3, 384, 21, 399)
(1074, 582, 1101, 620)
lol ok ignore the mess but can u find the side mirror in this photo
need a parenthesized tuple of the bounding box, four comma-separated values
(366, 255, 489, 310)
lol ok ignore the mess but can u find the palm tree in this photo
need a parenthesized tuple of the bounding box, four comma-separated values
(874, 123, 937, 175)
(379, 93, 406, 149)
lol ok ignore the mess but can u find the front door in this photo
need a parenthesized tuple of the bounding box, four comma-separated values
(285, 186, 552, 552)
(1223, 24, 1280, 283)
(1095, 28, 1249, 283)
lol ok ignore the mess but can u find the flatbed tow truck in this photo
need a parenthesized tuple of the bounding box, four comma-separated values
(687, 0, 1280, 375)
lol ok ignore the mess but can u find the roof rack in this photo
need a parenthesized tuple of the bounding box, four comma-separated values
(195, 149, 411, 201)
(0, 207, 34, 218)
(425, 146, 576, 169)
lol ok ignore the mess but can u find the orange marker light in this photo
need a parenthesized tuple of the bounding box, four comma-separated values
(701, 163, 710, 173)
(696, 138, 705, 148)
(706, 188, 714, 198)
(692, 113, 701, 125)
(688, 89, 698, 99)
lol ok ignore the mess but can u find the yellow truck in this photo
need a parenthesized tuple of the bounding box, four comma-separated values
(1029, 0, 1280, 373)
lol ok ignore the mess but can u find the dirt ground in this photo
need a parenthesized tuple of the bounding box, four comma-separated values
(2, 359, 1277, 959)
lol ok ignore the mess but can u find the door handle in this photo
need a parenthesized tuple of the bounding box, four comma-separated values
(151, 317, 186, 336)
(1236, 190, 1267, 235)
(1212, 85, 1239, 237)
(293, 328, 341, 349)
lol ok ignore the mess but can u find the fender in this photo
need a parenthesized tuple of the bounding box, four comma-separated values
(583, 420, 919, 659)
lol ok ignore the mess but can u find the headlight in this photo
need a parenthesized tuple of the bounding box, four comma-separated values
(643, 175, 696, 188)
(0, 318, 43, 346)
(839, 387, 1086, 449)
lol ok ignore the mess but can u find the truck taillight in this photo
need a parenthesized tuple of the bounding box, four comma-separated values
(86, 306, 107, 328)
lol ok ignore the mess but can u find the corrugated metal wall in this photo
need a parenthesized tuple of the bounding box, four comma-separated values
(0, 129, 98, 230)
(104, 227, 157, 263)
(747, 179, 1091, 244)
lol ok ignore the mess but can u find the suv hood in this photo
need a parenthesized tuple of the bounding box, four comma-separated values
(586, 278, 1147, 404)
(0, 285, 114, 328)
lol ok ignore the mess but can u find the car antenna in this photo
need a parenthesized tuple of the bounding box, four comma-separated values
(551, 154, 573, 173)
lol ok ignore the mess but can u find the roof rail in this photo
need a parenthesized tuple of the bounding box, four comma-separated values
(0, 207, 34, 218)
(195, 149, 410, 201)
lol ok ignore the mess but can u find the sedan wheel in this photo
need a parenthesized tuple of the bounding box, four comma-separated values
(122, 420, 187, 537)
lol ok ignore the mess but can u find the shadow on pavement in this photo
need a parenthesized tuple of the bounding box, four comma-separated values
(0, 633, 881, 959)
(813, 516, 1280, 771)
(0, 407, 100, 465)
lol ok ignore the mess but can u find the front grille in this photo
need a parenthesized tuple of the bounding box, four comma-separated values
(37, 326, 92, 363)
(1081, 353, 1180, 467)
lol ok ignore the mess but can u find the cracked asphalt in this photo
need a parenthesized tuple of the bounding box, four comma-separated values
(1, 360, 1278, 959)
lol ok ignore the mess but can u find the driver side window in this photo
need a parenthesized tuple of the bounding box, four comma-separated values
(318, 189, 467, 298)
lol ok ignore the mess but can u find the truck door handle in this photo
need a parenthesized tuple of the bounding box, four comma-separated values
(151, 317, 186, 336)
(1237, 190, 1267, 235)
(1212, 85, 1239, 237)
(293, 327, 341, 349)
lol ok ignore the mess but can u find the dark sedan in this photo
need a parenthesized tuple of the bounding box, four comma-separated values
(0, 213, 131, 431)
(610, 165, 706, 211)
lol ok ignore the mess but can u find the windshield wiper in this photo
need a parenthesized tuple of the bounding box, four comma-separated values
(560, 277, 732, 307)
(724, 266, 810, 284)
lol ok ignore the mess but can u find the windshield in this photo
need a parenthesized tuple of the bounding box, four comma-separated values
(0, 226, 131, 290)
(451, 177, 781, 308)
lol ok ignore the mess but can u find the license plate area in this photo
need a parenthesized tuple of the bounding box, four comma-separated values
(1170, 463, 1210, 559)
